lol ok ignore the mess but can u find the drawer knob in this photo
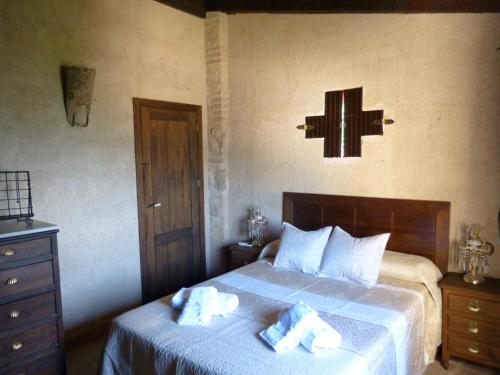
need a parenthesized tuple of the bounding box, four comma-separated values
(2, 248, 16, 256)
(12, 341, 23, 351)
(468, 300, 480, 313)
(5, 277, 18, 285)
(468, 321, 479, 334)
(468, 343, 479, 355)
(9, 310, 21, 319)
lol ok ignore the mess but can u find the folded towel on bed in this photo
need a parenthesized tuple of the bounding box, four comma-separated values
(259, 302, 318, 352)
(260, 302, 342, 353)
(300, 316, 342, 353)
(177, 287, 218, 326)
(174, 287, 239, 325)
(171, 287, 191, 310)
(172, 287, 239, 317)
(213, 292, 239, 316)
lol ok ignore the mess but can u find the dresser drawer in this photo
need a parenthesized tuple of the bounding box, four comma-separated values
(2, 351, 60, 375)
(0, 238, 52, 266)
(0, 262, 54, 299)
(0, 321, 58, 367)
(448, 334, 500, 366)
(448, 293, 500, 321)
(0, 292, 56, 332)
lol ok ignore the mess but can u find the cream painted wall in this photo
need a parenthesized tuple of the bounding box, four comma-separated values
(226, 14, 500, 276)
(0, 0, 207, 330)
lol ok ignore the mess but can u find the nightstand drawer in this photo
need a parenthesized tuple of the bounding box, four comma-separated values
(0, 262, 54, 299)
(448, 294, 500, 320)
(448, 334, 500, 366)
(448, 314, 500, 341)
(232, 250, 257, 267)
(0, 238, 52, 266)
(228, 243, 262, 271)
(0, 292, 56, 333)
(0, 321, 58, 367)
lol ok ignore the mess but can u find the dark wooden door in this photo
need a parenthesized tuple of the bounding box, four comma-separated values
(133, 98, 205, 303)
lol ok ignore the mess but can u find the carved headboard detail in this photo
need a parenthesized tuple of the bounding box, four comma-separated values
(283, 192, 450, 275)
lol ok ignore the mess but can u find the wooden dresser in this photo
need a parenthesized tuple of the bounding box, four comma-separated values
(0, 220, 64, 375)
(439, 272, 500, 369)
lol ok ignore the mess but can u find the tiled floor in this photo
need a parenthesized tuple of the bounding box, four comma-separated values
(424, 360, 498, 375)
(67, 337, 498, 375)
(66, 337, 104, 375)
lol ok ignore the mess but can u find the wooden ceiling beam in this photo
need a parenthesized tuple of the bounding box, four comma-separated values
(206, 0, 500, 14)
(154, 0, 206, 18)
(155, 0, 500, 18)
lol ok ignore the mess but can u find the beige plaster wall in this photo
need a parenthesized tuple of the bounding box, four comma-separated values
(227, 14, 500, 276)
(0, 0, 207, 330)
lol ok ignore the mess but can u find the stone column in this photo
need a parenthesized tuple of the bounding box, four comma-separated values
(205, 12, 229, 275)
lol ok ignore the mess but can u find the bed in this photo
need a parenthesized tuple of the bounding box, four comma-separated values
(100, 193, 450, 375)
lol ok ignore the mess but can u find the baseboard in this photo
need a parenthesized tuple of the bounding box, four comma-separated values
(64, 304, 139, 351)
(64, 316, 111, 351)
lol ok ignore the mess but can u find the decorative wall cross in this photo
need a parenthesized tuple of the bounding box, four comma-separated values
(298, 87, 388, 158)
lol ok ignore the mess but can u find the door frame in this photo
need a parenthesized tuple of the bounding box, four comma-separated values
(133, 97, 206, 303)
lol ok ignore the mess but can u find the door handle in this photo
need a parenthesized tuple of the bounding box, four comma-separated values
(147, 202, 162, 208)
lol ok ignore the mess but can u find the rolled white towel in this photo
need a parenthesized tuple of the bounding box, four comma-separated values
(171, 287, 190, 310)
(177, 287, 217, 326)
(259, 302, 318, 352)
(213, 292, 239, 316)
(300, 316, 342, 353)
(172, 288, 239, 316)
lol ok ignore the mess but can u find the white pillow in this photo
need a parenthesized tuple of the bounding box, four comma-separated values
(273, 222, 332, 274)
(379, 250, 443, 302)
(318, 226, 390, 288)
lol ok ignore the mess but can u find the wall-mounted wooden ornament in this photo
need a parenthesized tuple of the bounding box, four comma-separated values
(298, 87, 392, 158)
(63, 66, 96, 127)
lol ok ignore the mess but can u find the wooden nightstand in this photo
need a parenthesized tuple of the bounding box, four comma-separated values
(439, 273, 500, 369)
(227, 243, 262, 271)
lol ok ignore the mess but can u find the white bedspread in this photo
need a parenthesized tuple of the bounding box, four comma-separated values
(99, 260, 441, 375)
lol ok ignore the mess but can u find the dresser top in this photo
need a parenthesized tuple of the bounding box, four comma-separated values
(0, 220, 58, 239)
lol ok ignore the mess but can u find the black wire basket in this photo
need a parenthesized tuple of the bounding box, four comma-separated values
(0, 171, 34, 224)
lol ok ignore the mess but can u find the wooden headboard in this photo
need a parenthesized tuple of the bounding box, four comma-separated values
(283, 193, 451, 275)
